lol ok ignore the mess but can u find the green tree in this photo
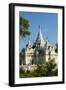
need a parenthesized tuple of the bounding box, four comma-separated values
(33, 59, 57, 77)
(44, 59, 57, 76)
(20, 16, 30, 38)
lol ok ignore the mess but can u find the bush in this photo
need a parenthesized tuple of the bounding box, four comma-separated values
(19, 59, 58, 78)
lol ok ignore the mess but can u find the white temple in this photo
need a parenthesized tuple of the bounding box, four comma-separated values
(20, 26, 58, 70)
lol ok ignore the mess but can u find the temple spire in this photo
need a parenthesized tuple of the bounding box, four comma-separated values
(39, 25, 43, 39)
(28, 36, 31, 45)
(34, 25, 45, 47)
(39, 25, 41, 31)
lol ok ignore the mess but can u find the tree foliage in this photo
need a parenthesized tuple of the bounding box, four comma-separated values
(20, 16, 30, 38)
(19, 59, 58, 78)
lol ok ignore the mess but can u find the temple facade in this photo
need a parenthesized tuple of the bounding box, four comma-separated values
(20, 26, 58, 70)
